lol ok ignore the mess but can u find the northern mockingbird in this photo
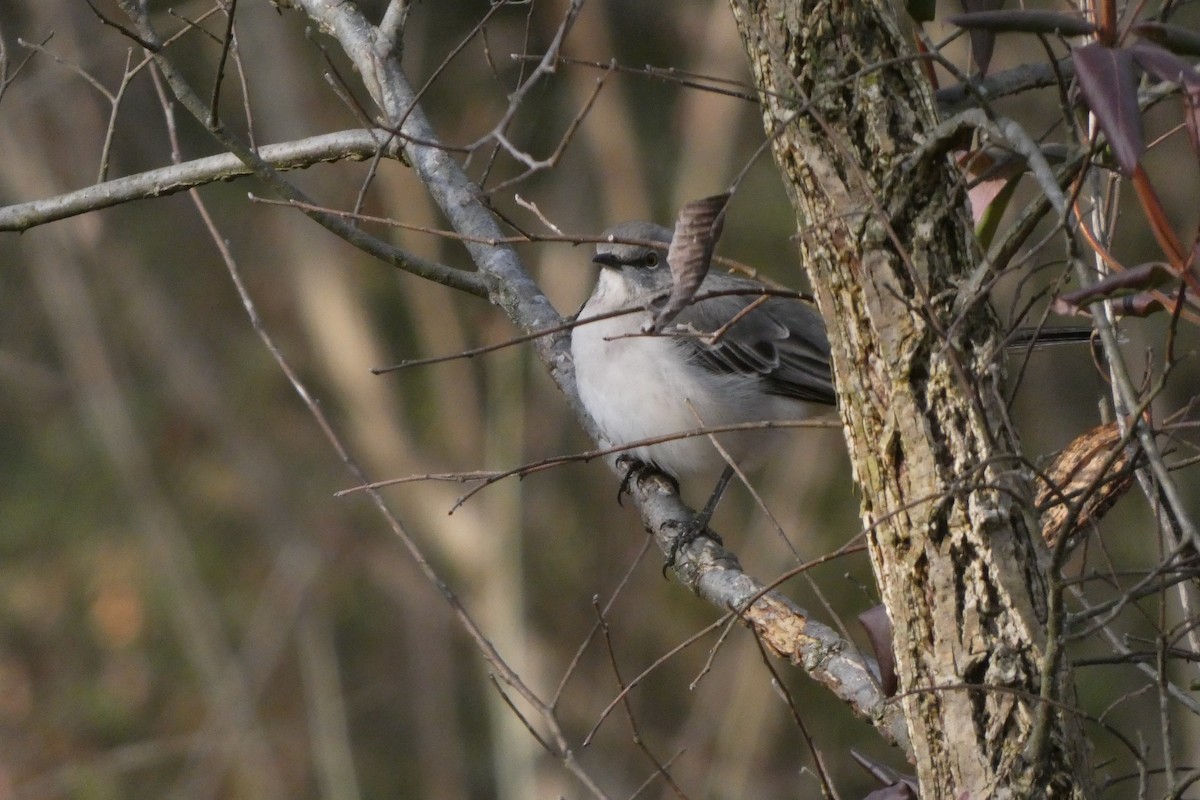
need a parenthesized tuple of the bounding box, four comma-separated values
(571, 221, 835, 531)
(570, 220, 1089, 558)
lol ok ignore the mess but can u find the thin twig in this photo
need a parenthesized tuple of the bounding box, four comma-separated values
(208, 0, 238, 128)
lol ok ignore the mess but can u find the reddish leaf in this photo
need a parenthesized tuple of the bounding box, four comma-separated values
(1067, 291, 1166, 317)
(957, 148, 1025, 242)
(1051, 262, 1174, 316)
(1187, 88, 1200, 157)
(958, 0, 1004, 76)
(1133, 21, 1200, 58)
(1130, 41, 1200, 89)
(969, 171, 1017, 234)
(1076, 262, 1173, 297)
(907, 0, 936, 24)
(1130, 41, 1200, 156)
(1050, 257, 1200, 321)
(947, 9, 1095, 37)
(1051, 261, 1190, 316)
(858, 604, 897, 697)
(1073, 42, 1144, 175)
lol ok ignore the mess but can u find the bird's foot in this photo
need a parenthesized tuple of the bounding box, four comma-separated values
(662, 516, 724, 574)
(662, 464, 735, 572)
(614, 456, 678, 506)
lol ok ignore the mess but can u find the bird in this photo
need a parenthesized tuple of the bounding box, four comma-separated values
(570, 220, 1097, 564)
(570, 221, 836, 533)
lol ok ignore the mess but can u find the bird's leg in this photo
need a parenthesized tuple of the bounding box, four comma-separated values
(664, 464, 734, 570)
(694, 464, 735, 534)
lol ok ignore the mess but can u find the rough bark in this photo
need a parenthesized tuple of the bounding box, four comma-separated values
(728, 1, 1093, 797)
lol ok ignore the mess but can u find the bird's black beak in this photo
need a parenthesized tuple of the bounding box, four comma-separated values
(592, 253, 622, 269)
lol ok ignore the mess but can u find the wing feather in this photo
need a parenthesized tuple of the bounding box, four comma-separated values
(669, 280, 837, 406)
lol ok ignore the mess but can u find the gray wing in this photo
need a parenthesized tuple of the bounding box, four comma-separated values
(671, 279, 837, 406)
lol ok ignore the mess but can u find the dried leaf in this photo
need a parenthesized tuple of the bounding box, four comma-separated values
(858, 604, 897, 697)
(1073, 42, 1144, 175)
(648, 193, 730, 333)
(1037, 422, 1135, 549)
(947, 9, 1095, 37)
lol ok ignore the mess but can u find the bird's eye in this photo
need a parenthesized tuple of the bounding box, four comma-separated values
(644, 252, 659, 267)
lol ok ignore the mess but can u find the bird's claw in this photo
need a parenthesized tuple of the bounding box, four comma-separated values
(661, 516, 724, 576)
(615, 456, 641, 506)
(615, 456, 678, 506)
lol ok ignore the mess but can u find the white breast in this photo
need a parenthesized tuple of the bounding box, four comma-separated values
(571, 270, 815, 479)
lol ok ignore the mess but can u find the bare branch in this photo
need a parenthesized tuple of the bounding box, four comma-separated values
(208, 0, 238, 128)
(375, 1, 409, 58)
(0, 129, 400, 230)
(621, 467, 910, 750)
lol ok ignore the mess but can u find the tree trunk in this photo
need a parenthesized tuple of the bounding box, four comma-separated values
(728, 1, 1093, 797)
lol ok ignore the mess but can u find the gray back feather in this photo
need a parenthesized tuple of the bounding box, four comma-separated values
(674, 273, 836, 406)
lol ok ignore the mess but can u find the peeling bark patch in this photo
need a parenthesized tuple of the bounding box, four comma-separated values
(886, 427, 906, 486)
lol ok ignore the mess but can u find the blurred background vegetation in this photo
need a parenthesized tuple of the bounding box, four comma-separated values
(0, 0, 1197, 798)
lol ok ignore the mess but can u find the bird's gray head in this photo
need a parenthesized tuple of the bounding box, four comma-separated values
(593, 221, 674, 292)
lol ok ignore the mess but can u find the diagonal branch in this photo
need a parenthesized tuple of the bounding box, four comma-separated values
(624, 467, 910, 748)
(286, 0, 908, 752)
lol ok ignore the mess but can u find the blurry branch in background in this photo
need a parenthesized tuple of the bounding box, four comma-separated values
(141, 59, 331, 800)
(97, 2, 614, 796)
(591, 599, 692, 796)
(0, 129, 406, 232)
(336, 418, 841, 512)
(16, 34, 141, 182)
(511, 53, 761, 101)
(514, 50, 1080, 120)
(0, 28, 48, 103)
(92, 0, 488, 297)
